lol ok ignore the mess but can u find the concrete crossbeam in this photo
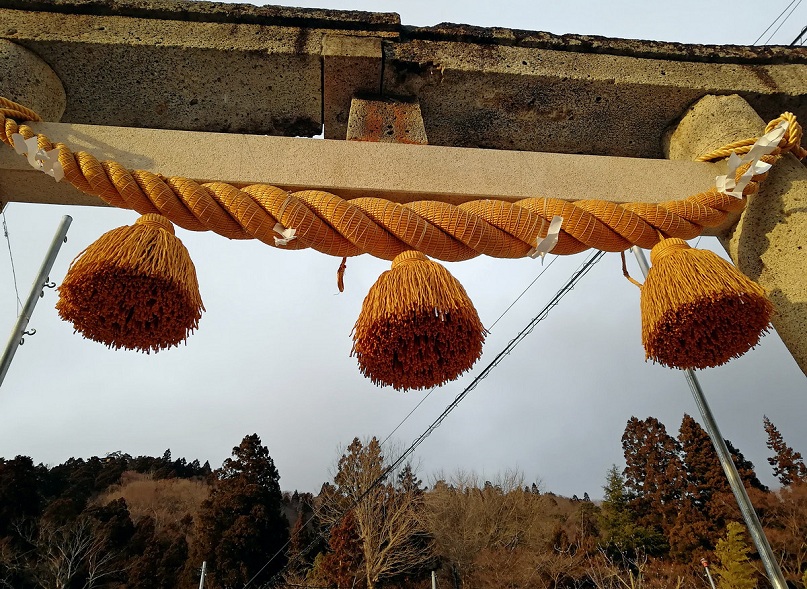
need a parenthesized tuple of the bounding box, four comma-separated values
(0, 120, 729, 234)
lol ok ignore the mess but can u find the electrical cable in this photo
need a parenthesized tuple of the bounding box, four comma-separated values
(754, 0, 800, 43)
(763, 0, 803, 44)
(377, 250, 604, 480)
(2, 210, 23, 316)
(380, 254, 559, 447)
(242, 249, 604, 589)
(244, 254, 564, 587)
(487, 255, 559, 331)
(790, 23, 807, 44)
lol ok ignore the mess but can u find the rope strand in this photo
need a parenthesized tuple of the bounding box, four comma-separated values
(2, 97, 803, 262)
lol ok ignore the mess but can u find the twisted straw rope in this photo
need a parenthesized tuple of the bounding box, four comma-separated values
(2, 96, 803, 262)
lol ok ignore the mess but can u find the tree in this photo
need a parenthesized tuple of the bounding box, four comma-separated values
(621, 417, 686, 542)
(598, 465, 666, 558)
(20, 513, 129, 589)
(323, 437, 432, 589)
(763, 416, 807, 487)
(127, 518, 189, 589)
(713, 522, 757, 589)
(764, 482, 807, 585)
(191, 434, 289, 588)
(725, 440, 767, 493)
(284, 491, 321, 577)
(673, 414, 726, 556)
(424, 471, 562, 589)
(0, 457, 42, 537)
(310, 511, 365, 589)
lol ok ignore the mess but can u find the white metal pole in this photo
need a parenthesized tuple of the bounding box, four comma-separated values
(631, 245, 787, 589)
(0, 215, 71, 388)
(198, 561, 207, 589)
(431, 570, 437, 589)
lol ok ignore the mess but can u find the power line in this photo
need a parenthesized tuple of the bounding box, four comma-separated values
(2, 210, 23, 316)
(754, 0, 801, 44)
(243, 249, 605, 589)
(245, 254, 564, 587)
(377, 250, 604, 480)
(790, 23, 807, 44)
(763, 0, 803, 44)
(381, 253, 559, 447)
(487, 254, 559, 331)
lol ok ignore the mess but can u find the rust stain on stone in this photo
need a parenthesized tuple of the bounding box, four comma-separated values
(348, 99, 427, 144)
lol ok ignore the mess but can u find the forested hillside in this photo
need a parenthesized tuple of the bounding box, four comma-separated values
(0, 416, 805, 589)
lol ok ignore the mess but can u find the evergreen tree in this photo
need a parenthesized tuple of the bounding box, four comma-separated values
(675, 415, 768, 557)
(674, 414, 726, 556)
(679, 414, 726, 510)
(313, 511, 366, 589)
(763, 416, 807, 486)
(714, 522, 757, 589)
(397, 463, 424, 496)
(0, 457, 42, 537)
(191, 434, 289, 588)
(726, 440, 767, 493)
(598, 465, 666, 558)
(621, 416, 686, 541)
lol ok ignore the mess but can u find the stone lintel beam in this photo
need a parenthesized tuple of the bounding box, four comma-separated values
(2, 2, 806, 157)
(667, 94, 807, 376)
(0, 121, 723, 221)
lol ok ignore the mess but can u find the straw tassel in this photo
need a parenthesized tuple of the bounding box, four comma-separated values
(640, 238, 773, 370)
(351, 250, 486, 391)
(56, 214, 204, 352)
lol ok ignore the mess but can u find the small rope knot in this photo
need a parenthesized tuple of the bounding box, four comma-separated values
(649, 238, 690, 264)
(135, 213, 175, 235)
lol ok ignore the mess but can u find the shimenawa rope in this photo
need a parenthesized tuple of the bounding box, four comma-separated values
(2, 96, 803, 262)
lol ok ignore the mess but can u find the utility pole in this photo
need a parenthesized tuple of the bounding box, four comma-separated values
(198, 561, 207, 589)
(0, 215, 71, 388)
(631, 246, 787, 589)
(431, 570, 437, 589)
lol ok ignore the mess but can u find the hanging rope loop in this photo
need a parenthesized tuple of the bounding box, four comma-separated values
(697, 111, 806, 162)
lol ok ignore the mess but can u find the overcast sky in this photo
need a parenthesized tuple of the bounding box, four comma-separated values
(0, 0, 805, 499)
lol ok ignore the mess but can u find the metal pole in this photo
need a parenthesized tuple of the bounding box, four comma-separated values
(701, 558, 717, 589)
(631, 246, 787, 589)
(0, 215, 71, 388)
(431, 570, 437, 589)
(198, 561, 207, 589)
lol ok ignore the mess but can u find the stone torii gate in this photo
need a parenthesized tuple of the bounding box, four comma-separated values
(1, 0, 805, 374)
(0, 1, 806, 582)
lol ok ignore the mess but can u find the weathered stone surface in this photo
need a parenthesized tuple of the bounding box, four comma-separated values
(323, 34, 383, 140)
(382, 38, 807, 157)
(0, 0, 805, 155)
(0, 38, 66, 120)
(346, 98, 427, 144)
